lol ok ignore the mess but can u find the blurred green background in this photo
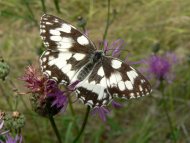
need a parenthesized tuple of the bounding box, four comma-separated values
(0, 0, 190, 143)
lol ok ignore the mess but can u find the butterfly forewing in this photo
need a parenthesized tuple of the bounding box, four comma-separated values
(40, 14, 96, 85)
(40, 14, 96, 53)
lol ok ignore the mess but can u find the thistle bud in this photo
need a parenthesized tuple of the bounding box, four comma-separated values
(77, 16, 87, 29)
(0, 59, 10, 80)
(152, 42, 160, 54)
(3, 111, 25, 131)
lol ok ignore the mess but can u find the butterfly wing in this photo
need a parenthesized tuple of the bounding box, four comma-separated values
(40, 14, 96, 85)
(75, 56, 151, 108)
(40, 14, 96, 53)
(75, 61, 112, 108)
(102, 56, 151, 99)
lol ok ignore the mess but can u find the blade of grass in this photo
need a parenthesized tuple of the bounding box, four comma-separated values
(54, 0, 61, 14)
(40, 0, 47, 13)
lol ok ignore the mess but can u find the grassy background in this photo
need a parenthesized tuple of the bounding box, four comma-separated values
(0, 0, 190, 143)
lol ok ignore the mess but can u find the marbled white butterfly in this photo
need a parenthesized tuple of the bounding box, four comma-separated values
(40, 14, 151, 108)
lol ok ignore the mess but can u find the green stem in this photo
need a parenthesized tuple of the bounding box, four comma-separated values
(54, 0, 61, 13)
(68, 95, 79, 132)
(102, 0, 111, 42)
(0, 84, 12, 110)
(49, 115, 62, 143)
(160, 81, 176, 143)
(22, 0, 38, 26)
(73, 106, 90, 143)
(40, 0, 47, 13)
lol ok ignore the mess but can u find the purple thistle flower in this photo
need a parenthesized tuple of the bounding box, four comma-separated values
(2, 135, 22, 143)
(48, 89, 68, 110)
(21, 66, 46, 94)
(103, 39, 125, 58)
(111, 101, 123, 109)
(91, 106, 110, 122)
(21, 66, 68, 116)
(143, 52, 177, 83)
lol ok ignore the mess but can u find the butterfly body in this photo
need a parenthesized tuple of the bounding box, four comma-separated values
(40, 14, 152, 108)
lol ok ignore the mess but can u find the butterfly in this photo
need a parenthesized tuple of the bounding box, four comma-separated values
(40, 14, 152, 108)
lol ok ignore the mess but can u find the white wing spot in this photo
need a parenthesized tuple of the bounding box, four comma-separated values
(58, 42, 72, 50)
(50, 29, 61, 35)
(40, 29, 46, 33)
(61, 64, 72, 74)
(42, 57, 47, 62)
(52, 77, 58, 81)
(89, 81, 96, 85)
(139, 85, 143, 91)
(54, 19, 59, 23)
(125, 81, 133, 90)
(73, 53, 85, 61)
(87, 100, 93, 105)
(67, 70, 75, 79)
(97, 67, 104, 77)
(48, 53, 72, 68)
(56, 37, 73, 50)
(50, 35, 62, 41)
(130, 93, 135, 98)
(41, 25, 45, 28)
(115, 72, 122, 82)
(46, 22, 52, 25)
(118, 81, 126, 91)
(100, 78, 107, 87)
(141, 79, 145, 83)
(45, 70, 51, 75)
(55, 23, 71, 33)
(109, 73, 117, 87)
(77, 35, 89, 45)
(127, 70, 138, 84)
(111, 60, 122, 69)
(43, 17, 48, 20)
(44, 51, 50, 55)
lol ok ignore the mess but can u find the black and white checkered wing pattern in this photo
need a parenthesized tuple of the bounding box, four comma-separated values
(40, 14, 96, 53)
(75, 61, 112, 108)
(102, 56, 151, 99)
(39, 14, 96, 85)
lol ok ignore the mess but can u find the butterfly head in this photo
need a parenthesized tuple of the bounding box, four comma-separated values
(92, 50, 104, 63)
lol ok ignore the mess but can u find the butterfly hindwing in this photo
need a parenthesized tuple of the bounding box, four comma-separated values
(101, 56, 151, 99)
(75, 61, 112, 108)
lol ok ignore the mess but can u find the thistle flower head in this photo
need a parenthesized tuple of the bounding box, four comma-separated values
(21, 66, 68, 116)
(144, 52, 177, 83)
(21, 66, 46, 93)
(103, 39, 125, 58)
(2, 134, 22, 143)
(91, 106, 110, 122)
